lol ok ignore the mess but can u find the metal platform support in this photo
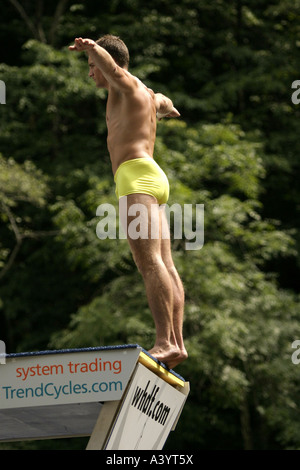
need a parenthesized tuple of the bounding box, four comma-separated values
(0, 345, 189, 450)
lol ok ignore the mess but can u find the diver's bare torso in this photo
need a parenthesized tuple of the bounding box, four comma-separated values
(106, 73, 157, 175)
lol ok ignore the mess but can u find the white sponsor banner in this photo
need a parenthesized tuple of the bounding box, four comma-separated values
(105, 363, 188, 450)
(0, 348, 140, 410)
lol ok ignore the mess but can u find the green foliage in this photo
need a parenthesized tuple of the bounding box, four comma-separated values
(0, 154, 47, 207)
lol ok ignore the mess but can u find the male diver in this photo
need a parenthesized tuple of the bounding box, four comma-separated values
(70, 35, 187, 368)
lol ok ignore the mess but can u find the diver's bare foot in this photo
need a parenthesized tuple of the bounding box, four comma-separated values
(148, 345, 188, 369)
(166, 348, 188, 369)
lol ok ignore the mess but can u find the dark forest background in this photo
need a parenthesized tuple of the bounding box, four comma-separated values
(1, 0, 300, 450)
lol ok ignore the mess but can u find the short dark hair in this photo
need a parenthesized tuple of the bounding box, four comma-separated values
(96, 35, 129, 69)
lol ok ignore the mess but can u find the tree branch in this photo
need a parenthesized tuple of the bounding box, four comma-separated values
(0, 201, 22, 281)
(9, 0, 70, 45)
(1, 201, 22, 244)
(35, 0, 47, 43)
(8, 0, 39, 41)
(0, 201, 59, 281)
(49, 0, 70, 46)
(0, 238, 22, 282)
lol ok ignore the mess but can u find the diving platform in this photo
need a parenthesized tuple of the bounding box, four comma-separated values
(0, 344, 189, 450)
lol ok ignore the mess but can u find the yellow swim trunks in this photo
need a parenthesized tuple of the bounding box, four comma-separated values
(114, 157, 169, 205)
